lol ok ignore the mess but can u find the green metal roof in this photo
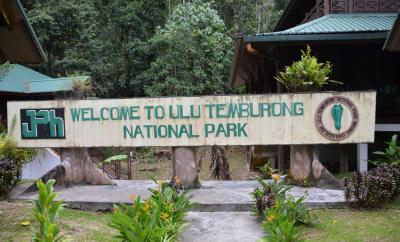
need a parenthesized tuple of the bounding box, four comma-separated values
(246, 13, 398, 43)
(0, 64, 88, 94)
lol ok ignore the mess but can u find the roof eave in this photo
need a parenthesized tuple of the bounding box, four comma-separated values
(28, 90, 72, 94)
(245, 31, 389, 44)
(0, 90, 71, 95)
(383, 13, 400, 52)
(0, 0, 46, 64)
(15, 0, 46, 63)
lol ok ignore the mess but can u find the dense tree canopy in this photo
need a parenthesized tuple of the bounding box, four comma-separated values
(23, 0, 288, 98)
(144, 0, 232, 96)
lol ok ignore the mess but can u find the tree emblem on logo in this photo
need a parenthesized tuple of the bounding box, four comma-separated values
(331, 104, 344, 130)
(21, 108, 65, 139)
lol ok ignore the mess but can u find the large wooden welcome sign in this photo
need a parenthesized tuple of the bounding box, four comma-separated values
(8, 91, 376, 147)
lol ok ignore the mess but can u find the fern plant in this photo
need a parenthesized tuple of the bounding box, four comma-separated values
(33, 179, 63, 242)
(275, 45, 341, 92)
(369, 134, 400, 166)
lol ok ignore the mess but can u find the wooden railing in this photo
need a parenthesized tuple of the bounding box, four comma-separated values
(92, 155, 132, 180)
(302, 0, 400, 23)
(302, 0, 325, 24)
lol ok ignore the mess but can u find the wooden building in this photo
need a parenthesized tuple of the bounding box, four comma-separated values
(0, 0, 45, 64)
(230, 0, 400, 173)
(385, 11, 400, 51)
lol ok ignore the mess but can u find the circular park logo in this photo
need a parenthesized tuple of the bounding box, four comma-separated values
(315, 96, 359, 141)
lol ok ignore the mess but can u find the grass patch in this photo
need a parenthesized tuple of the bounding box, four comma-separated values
(0, 201, 117, 242)
(1, 198, 400, 241)
(300, 198, 400, 241)
(333, 171, 353, 180)
(17, 179, 36, 185)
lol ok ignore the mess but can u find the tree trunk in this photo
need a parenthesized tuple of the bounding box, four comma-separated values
(24, 84, 114, 193)
(210, 146, 231, 180)
(290, 145, 341, 189)
(26, 148, 114, 192)
(170, 147, 201, 189)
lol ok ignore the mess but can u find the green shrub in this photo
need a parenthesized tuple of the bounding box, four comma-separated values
(0, 158, 19, 195)
(365, 134, 400, 197)
(251, 176, 290, 216)
(369, 134, 400, 166)
(33, 179, 64, 242)
(259, 159, 278, 179)
(262, 195, 315, 242)
(0, 133, 35, 166)
(263, 212, 298, 242)
(344, 164, 398, 208)
(393, 165, 400, 194)
(109, 180, 193, 242)
(275, 45, 340, 92)
(366, 164, 396, 203)
(252, 174, 315, 242)
(0, 133, 35, 196)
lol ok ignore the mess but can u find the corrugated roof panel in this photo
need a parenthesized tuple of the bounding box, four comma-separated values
(0, 64, 88, 94)
(254, 13, 397, 36)
(28, 76, 89, 93)
(0, 64, 49, 93)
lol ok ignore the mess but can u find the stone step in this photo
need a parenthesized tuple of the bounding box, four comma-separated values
(180, 212, 264, 242)
(9, 180, 346, 212)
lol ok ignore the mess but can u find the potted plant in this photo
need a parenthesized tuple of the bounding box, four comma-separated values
(275, 45, 342, 188)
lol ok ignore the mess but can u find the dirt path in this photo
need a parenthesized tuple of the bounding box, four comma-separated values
(128, 147, 260, 181)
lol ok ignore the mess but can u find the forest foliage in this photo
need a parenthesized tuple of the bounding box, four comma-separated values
(23, 0, 288, 98)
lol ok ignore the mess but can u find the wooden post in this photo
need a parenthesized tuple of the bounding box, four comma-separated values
(339, 145, 349, 173)
(270, 157, 277, 170)
(323, 0, 330, 14)
(349, 0, 354, 13)
(127, 152, 132, 180)
(275, 54, 285, 173)
(114, 161, 119, 180)
(278, 146, 285, 173)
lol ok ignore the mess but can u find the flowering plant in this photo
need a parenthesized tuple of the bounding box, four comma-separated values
(252, 172, 315, 241)
(109, 179, 193, 242)
(251, 173, 289, 216)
